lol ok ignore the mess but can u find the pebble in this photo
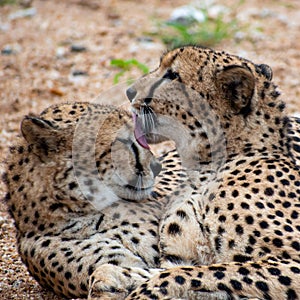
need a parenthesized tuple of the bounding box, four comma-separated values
(1, 45, 14, 55)
(68, 72, 89, 86)
(1, 44, 22, 55)
(8, 7, 37, 20)
(72, 70, 88, 76)
(56, 47, 66, 58)
(137, 36, 154, 43)
(0, 22, 10, 32)
(169, 2, 230, 25)
(70, 44, 87, 53)
(132, 36, 162, 51)
(129, 41, 162, 53)
(169, 5, 206, 24)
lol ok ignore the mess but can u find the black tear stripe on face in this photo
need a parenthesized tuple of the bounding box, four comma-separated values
(144, 68, 182, 105)
(130, 142, 144, 174)
(144, 71, 188, 108)
(114, 137, 144, 174)
(144, 78, 165, 105)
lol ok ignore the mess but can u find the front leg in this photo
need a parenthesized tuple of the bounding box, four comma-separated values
(126, 257, 300, 299)
(159, 193, 215, 268)
(89, 264, 162, 300)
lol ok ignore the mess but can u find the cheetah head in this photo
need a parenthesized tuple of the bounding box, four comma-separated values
(127, 46, 285, 170)
(18, 105, 161, 212)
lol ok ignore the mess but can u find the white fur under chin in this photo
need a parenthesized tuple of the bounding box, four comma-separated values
(82, 182, 150, 212)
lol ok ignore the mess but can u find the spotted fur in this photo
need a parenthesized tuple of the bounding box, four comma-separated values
(127, 46, 300, 299)
(3, 102, 186, 299)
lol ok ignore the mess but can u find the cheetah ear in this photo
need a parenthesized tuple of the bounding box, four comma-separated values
(216, 65, 255, 116)
(21, 116, 64, 162)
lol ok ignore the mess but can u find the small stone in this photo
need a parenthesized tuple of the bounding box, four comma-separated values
(69, 71, 89, 86)
(1, 45, 13, 55)
(56, 47, 66, 58)
(70, 44, 87, 53)
(107, 12, 120, 20)
(0, 22, 10, 32)
(137, 36, 154, 43)
(50, 87, 64, 96)
(8, 7, 37, 20)
(75, 0, 101, 10)
(169, 5, 205, 24)
(72, 70, 88, 76)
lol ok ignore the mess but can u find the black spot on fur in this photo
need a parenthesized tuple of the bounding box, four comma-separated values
(167, 223, 182, 235)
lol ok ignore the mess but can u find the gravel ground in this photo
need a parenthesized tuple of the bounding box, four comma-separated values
(1, 0, 300, 299)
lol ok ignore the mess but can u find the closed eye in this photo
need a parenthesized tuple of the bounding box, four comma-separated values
(162, 69, 180, 81)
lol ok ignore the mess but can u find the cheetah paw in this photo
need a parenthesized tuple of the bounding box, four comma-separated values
(88, 264, 137, 300)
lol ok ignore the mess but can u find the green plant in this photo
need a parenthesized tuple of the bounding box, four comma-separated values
(162, 15, 236, 48)
(0, 0, 17, 5)
(155, 7, 240, 48)
(110, 58, 149, 84)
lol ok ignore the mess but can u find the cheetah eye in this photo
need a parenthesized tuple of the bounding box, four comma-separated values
(162, 69, 180, 81)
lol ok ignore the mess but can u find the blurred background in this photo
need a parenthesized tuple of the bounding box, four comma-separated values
(1, 0, 300, 299)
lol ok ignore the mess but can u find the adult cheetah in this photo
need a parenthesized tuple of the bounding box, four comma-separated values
(3, 102, 186, 299)
(127, 46, 300, 299)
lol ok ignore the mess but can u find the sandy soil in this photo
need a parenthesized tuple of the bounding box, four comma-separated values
(1, 0, 300, 299)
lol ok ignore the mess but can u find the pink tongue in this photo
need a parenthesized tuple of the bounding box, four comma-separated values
(132, 113, 150, 149)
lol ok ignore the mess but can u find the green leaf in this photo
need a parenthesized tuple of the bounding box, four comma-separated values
(110, 58, 149, 84)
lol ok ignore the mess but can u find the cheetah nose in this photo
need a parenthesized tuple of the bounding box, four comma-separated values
(150, 161, 162, 177)
(126, 87, 137, 102)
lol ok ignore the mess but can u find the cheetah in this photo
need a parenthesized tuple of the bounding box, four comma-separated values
(126, 46, 300, 299)
(3, 102, 186, 299)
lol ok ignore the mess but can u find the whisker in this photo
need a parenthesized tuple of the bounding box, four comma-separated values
(148, 108, 156, 133)
(135, 174, 143, 191)
(141, 105, 157, 134)
(141, 107, 148, 133)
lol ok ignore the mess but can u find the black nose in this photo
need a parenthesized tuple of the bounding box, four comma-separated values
(126, 87, 137, 102)
(150, 161, 162, 177)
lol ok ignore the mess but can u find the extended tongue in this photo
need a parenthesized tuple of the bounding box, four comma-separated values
(132, 113, 150, 149)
